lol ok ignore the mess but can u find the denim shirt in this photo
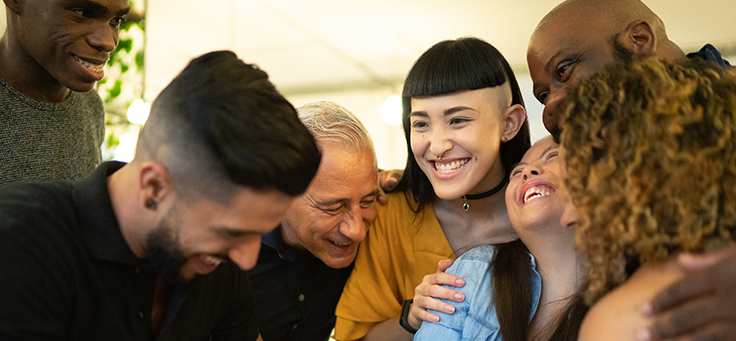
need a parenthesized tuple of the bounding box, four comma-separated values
(413, 245, 541, 341)
(687, 44, 732, 69)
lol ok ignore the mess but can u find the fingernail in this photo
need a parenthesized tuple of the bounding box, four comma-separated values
(445, 305, 455, 313)
(455, 278, 465, 286)
(454, 292, 464, 301)
(431, 315, 440, 322)
(637, 328, 652, 341)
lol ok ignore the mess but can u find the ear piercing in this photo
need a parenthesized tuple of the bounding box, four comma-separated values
(145, 198, 158, 210)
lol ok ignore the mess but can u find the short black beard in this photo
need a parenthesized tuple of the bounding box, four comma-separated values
(144, 214, 188, 285)
(610, 34, 636, 64)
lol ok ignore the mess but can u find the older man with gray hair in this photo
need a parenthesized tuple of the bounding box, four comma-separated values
(247, 101, 380, 341)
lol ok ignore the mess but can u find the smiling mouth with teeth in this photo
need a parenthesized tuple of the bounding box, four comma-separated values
(74, 56, 105, 73)
(203, 255, 224, 266)
(523, 187, 553, 203)
(330, 240, 351, 248)
(433, 159, 470, 173)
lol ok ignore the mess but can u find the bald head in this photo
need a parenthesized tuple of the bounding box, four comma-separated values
(537, 0, 662, 38)
(527, 0, 686, 135)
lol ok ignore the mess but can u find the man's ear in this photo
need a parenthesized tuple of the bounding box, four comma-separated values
(501, 104, 526, 143)
(621, 20, 656, 55)
(138, 161, 174, 209)
(3, 0, 23, 15)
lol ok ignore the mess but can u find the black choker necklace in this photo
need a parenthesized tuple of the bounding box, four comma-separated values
(462, 176, 509, 211)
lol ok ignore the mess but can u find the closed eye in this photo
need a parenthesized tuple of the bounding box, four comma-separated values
(320, 206, 343, 216)
(509, 165, 524, 179)
(360, 198, 377, 208)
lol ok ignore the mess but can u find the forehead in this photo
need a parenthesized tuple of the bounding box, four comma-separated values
(411, 85, 511, 112)
(528, 4, 618, 57)
(55, 0, 130, 12)
(309, 142, 377, 190)
(522, 136, 556, 162)
(184, 186, 294, 232)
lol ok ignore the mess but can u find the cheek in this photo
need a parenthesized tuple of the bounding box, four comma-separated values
(504, 182, 519, 208)
(306, 214, 340, 239)
(363, 207, 378, 224)
(410, 133, 426, 156)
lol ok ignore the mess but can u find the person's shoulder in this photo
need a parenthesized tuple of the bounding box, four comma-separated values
(379, 191, 415, 212)
(0, 181, 75, 215)
(445, 245, 495, 285)
(372, 191, 430, 235)
(579, 259, 685, 341)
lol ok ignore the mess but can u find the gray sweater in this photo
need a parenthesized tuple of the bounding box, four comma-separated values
(0, 77, 105, 185)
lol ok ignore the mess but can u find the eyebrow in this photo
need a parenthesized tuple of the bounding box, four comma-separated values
(540, 143, 559, 157)
(409, 106, 475, 118)
(510, 143, 559, 172)
(65, 0, 131, 16)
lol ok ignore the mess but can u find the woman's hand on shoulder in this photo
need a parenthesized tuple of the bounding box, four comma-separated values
(376, 169, 403, 204)
(408, 259, 466, 329)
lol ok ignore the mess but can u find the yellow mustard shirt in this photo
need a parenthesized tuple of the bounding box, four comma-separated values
(334, 191, 456, 340)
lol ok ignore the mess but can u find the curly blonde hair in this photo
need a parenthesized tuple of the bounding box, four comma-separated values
(560, 57, 736, 304)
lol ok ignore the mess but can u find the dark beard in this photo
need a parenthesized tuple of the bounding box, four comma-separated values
(610, 35, 636, 63)
(144, 215, 188, 285)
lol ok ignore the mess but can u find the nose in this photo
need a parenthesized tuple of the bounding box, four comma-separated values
(428, 128, 452, 159)
(340, 206, 369, 243)
(88, 22, 118, 53)
(228, 235, 262, 270)
(522, 165, 543, 181)
(542, 92, 564, 134)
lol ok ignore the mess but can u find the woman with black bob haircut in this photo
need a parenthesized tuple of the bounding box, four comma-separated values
(334, 37, 531, 340)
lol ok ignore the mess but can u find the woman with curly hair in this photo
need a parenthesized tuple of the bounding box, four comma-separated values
(559, 56, 736, 340)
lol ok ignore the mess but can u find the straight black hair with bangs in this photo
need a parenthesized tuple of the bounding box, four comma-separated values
(395, 37, 531, 212)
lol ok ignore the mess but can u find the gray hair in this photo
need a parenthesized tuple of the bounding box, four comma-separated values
(296, 101, 375, 154)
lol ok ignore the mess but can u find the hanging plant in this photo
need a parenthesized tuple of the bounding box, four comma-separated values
(98, 1, 146, 161)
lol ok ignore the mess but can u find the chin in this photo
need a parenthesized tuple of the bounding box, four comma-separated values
(433, 187, 465, 200)
(322, 256, 355, 269)
(68, 82, 97, 93)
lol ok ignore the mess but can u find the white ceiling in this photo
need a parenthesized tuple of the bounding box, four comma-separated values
(1, 1, 735, 168)
(143, 0, 736, 100)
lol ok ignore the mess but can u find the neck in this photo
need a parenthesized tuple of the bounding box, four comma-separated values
(107, 164, 149, 259)
(279, 223, 306, 250)
(526, 228, 582, 295)
(526, 228, 583, 340)
(434, 188, 518, 254)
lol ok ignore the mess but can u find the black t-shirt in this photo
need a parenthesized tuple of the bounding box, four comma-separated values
(0, 161, 259, 340)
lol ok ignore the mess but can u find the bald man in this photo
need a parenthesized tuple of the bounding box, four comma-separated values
(527, 0, 731, 137)
(410, 1, 734, 340)
(525, 1, 734, 340)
